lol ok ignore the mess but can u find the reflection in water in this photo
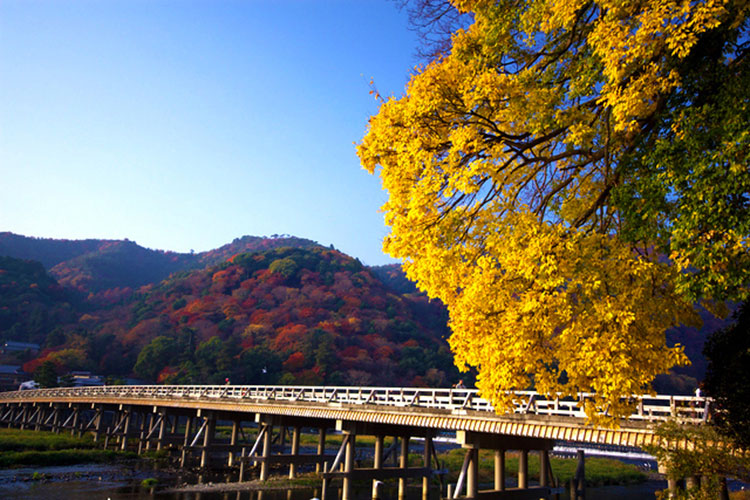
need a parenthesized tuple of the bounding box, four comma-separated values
(0, 462, 667, 500)
(0, 481, 669, 500)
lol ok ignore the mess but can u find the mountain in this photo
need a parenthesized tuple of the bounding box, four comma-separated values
(48, 240, 196, 294)
(196, 235, 322, 268)
(0, 232, 109, 269)
(0, 233, 456, 386)
(369, 264, 420, 295)
(19, 245, 456, 387)
(0, 231, 729, 393)
(0, 256, 79, 347)
(0, 232, 323, 296)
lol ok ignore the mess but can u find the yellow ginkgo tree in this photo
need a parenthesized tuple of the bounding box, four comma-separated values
(359, 0, 750, 423)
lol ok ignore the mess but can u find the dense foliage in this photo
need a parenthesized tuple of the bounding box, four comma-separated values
(1, 238, 457, 387)
(359, 0, 749, 421)
(0, 256, 78, 346)
(645, 421, 749, 499)
(102, 246, 456, 386)
(703, 302, 750, 448)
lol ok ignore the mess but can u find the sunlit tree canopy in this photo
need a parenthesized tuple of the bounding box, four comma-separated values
(359, 0, 750, 423)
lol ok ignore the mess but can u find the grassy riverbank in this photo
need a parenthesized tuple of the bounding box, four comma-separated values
(0, 428, 136, 467)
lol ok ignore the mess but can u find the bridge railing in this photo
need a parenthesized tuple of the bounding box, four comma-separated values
(0, 385, 711, 424)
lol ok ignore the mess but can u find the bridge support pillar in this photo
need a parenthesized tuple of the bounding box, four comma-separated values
(157, 410, 168, 451)
(373, 435, 384, 499)
(398, 435, 409, 500)
(316, 427, 327, 473)
(328, 421, 439, 500)
(19, 404, 28, 430)
(422, 432, 432, 500)
(494, 449, 505, 491)
(228, 419, 240, 467)
(260, 422, 273, 481)
(570, 449, 585, 500)
(342, 430, 356, 500)
(685, 475, 699, 490)
(140, 412, 150, 451)
(456, 430, 553, 499)
(137, 411, 148, 454)
(467, 447, 479, 500)
(180, 414, 194, 468)
(518, 449, 528, 489)
(51, 405, 60, 433)
(93, 406, 103, 442)
(200, 413, 216, 469)
(666, 478, 678, 498)
(70, 405, 80, 436)
(289, 425, 301, 478)
(34, 404, 44, 431)
(540, 450, 550, 487)
(120, 406, 132, 451)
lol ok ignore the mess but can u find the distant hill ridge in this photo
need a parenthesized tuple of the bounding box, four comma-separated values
(0, 232, 323, 294)
(0, 238, 457, 387)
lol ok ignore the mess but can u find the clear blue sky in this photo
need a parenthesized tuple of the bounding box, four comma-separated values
(0, 0, 421, 265)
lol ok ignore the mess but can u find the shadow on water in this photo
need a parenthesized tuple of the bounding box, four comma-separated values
(153, 482, 670, 500)
(0, 461, 669, 500)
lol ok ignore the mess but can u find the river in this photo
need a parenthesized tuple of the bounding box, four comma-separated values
(0, 462, 673, 499)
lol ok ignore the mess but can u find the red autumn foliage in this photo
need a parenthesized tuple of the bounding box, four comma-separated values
(283, 352, 306, 372)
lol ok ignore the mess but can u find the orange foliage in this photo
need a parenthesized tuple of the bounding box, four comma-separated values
(297, 307, 316, 319)
(249, 309, 268, 324)
(283, 351, 306, 372)
(123, 317, 170, 346)
(240, 337, 254, 350)
(184, 297, 216, 317)
(273, 323, 307, 352)
(22, 357, 51, 374)
(221, 299, 242, 319)
(375, 345, 395, 360)
(295, 368, 324, 385)
(317, 320, 337, 333)
(340, 345, 363, 359)
(341, 296, 362, 312)
(212, 269, 233, 283)
(157, 366, 178, 383)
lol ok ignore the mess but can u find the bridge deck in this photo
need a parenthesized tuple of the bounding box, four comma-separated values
(0, 385, 710, 448)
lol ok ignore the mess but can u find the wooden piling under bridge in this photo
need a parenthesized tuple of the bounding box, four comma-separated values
(0, 385, 712, 499)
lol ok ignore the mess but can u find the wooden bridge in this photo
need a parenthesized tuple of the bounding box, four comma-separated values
(0, 385, 710, 500)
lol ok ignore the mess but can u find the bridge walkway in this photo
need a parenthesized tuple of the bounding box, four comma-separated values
(0, 385, 710, 500)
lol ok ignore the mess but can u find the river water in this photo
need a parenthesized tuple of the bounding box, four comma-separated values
(0, 463, 671, 500)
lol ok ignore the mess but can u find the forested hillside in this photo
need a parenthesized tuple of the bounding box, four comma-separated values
(0, 232, 727, 393)
(0, 232, 112, 269)
(0, 256, 79, 346)
(1, 237, 457, 387)
(57, 246, 453, 386)
(0, 232, 322, 297)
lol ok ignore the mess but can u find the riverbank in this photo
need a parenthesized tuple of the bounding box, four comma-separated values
(0, 428, 145, 467)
